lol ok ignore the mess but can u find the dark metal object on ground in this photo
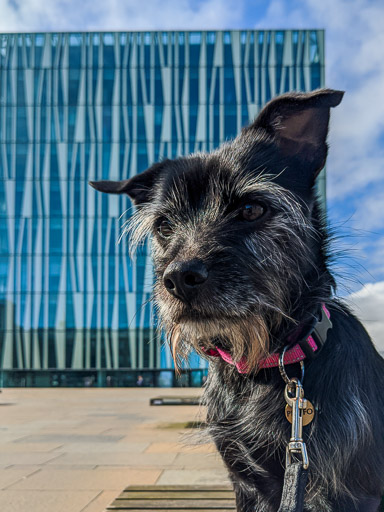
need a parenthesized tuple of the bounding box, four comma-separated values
(150, 396, 201, 406)
(105, 485, 235, 510)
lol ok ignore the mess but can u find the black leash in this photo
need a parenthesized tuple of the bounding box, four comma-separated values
(276, 306, 333, 512)
(277, 462, 308, 512)
(277, 353, 313, 512)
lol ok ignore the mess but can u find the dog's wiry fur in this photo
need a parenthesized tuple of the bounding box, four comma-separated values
(90, 89, 384, 511)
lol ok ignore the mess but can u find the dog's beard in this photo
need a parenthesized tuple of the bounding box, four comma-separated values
(164, 312, 272, 374)
(154, 277, 287, 373)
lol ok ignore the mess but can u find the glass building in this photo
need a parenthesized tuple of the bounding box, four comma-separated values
(0, 30, 325, 386)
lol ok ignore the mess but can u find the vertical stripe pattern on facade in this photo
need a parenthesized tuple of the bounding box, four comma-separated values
(0, 30, 325, 371)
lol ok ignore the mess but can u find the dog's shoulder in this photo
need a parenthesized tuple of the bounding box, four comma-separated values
(309, 300, 384, 410)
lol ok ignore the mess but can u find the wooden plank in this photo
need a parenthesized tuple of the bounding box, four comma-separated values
(109, 499, 235, 508)
(109, 507, 235, 511)
(122, 486, 232, 491)
(119, 491, 233, 499)
(107, 510, 234, 512)
(105, 484, 236, 511)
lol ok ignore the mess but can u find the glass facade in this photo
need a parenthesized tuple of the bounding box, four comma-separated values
(0, 30, 325, 386)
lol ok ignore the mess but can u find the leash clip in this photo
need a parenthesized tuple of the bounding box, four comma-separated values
(284, 378, 309, 470)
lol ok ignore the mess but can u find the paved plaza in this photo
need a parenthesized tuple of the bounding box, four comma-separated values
(0, 388, 229, 512)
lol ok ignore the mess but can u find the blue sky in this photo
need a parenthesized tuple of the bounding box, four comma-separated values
(1, 0, 383, 347)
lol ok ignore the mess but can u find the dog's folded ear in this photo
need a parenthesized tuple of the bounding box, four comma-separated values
(89, 160, 169, 205)
(251, 88, 344, 179)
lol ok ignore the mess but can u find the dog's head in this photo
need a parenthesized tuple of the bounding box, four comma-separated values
(90, 89, 343, 372)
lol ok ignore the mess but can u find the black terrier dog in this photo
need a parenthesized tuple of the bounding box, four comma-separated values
(90, 89, 384, 511)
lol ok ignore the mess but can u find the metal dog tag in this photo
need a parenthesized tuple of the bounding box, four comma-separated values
(285, 399, 315, 426)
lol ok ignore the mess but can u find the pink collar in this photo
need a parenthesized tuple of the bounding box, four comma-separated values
(202, 304, 332, 374)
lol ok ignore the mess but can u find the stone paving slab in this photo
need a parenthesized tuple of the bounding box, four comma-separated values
(145, 442, 216, 454)
(34, 464, 98, 471)
(94, 466, 161, 472)
(80, 491, 118, 512)
(0, 452, 62, 465)
(0, 388, 229, 511)
(45, 452, 178, 467)
(0, 490, 100, 512)
(0, 468, 40, 489)
(16, 434, 125, 443)
(157, 469, 231, 486)
(9, 468, 162, 490)
(117, 429, 189, 442)
(0, 434, 32, 443)
(33, 427, 117, 435)
(54, 442, 149, 453)
(173, 452, 226, 469)
(0, 442, 63, 453)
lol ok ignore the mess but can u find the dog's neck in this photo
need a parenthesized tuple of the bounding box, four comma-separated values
(203, 303, 332, 374)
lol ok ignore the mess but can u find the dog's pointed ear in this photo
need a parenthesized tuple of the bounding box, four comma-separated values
(251, 89, 344, 179)
(89, 160, 169, 205)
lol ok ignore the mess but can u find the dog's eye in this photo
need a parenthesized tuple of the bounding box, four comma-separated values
(157, 219, 173, 238)
(241, 203, 266, 221)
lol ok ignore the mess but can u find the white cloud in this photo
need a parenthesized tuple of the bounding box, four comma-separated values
(348, 281, 384, 353)
(351, 190, 384, 231)
(0, 0, 244, 32)
(351, 236, 384, 285)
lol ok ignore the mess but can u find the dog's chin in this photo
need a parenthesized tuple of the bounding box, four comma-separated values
(177, 318, 228, 347)
(167, 315, 270, 371)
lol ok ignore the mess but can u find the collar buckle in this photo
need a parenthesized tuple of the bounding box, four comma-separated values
(298, 305, 333, 360)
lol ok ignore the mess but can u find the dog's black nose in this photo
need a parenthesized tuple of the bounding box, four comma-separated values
(163, 260, 208, 301)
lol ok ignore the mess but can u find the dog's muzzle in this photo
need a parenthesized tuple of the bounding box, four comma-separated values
(163, 259, 208, 302)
